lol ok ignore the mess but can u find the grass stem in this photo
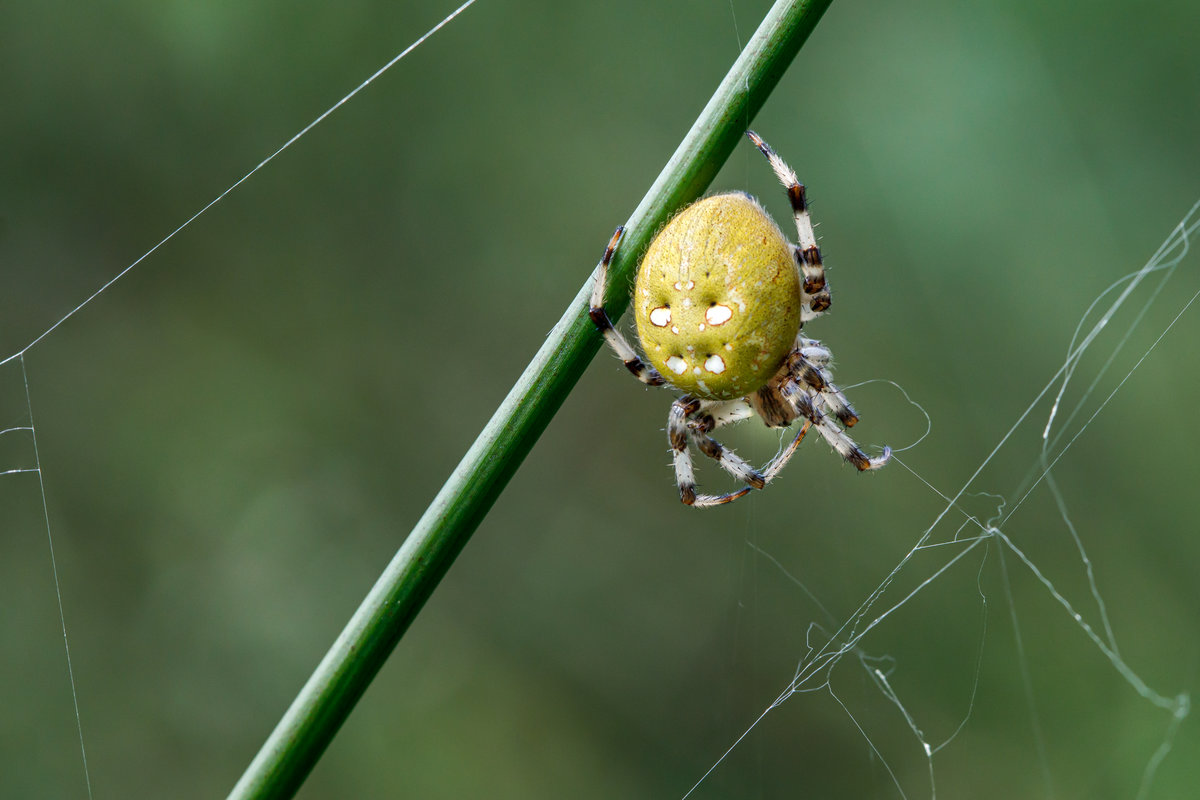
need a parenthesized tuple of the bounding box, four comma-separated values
(228, 1, 834, 796)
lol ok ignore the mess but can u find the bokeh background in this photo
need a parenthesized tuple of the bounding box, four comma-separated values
(2, 0, 1198, 797)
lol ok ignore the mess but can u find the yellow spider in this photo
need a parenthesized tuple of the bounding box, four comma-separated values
(589, 131, 889, 506)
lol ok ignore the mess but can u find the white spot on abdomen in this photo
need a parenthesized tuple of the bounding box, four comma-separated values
(666, 356, 688, 375)
(649, 306, 671, 327)
(705, 304, 733, 326)
(704, 355, 726, 374)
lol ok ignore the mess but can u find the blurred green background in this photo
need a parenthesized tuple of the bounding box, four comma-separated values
(2, 0, 1198, 797)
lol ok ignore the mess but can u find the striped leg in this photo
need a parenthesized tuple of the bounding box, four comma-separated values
(798, 336, 833, 366)
(589, 226, 666, 387)
(669, 397, 702, 505)
(746, 130, 831, 319)
(753, 419, 812, 487)
(670, 397, 779, 507)
(779, 373, 889, 472)
(688, 400, 764, 489)
(784, 348, 859, 428)
(693, 401, 814, 508)
(687, 418, 813, 509)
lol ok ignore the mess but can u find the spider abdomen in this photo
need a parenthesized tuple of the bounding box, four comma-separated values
(633, 192, 802, 400)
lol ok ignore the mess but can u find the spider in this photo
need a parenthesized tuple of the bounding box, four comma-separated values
(588, 130, 890, 507)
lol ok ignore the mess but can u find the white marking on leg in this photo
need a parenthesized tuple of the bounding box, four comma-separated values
(703, 399, 752, 427)
(801, 344, 832, 364)
(675, 447, 695, 487)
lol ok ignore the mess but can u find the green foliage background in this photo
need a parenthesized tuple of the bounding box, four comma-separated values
(2, 1, 1198, 797)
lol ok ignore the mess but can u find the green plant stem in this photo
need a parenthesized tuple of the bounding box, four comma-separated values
(228, 1, 833, 796)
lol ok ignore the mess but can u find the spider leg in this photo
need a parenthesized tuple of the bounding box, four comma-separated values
(696, 398, 814, 488)
(669, 396, 766, 506)
(693, 430, 767, 490)
(686, 420, 813, 509)
(750, 338, 857, 429)
(775, 341, 889, 471)
(757, 420, 812, 485)
(746, 130, 831, 320)
(692, 398, 754, 429)
(688, 400, 765, 489)
(588, 226, 666, 387)
(780, 374, 889, 471)
(668, 397, 701, 505)
(798, 336, 832, 366)
(785, 348, 860, 428)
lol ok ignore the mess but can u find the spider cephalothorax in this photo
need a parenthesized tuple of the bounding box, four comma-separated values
(589, 130, 889, 507)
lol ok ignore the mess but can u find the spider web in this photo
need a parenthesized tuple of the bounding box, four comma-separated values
(0, 3, 477, 797)
(680, 202, 1200, 798)
(2, 1, 1198, 798)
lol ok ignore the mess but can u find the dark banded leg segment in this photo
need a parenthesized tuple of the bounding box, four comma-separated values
(779, 370, 889, 472)
(669, 396, 783, 508)
(784, 348, 859, 428)
(746, 130, 832, 319)
(669, 397, 701, 505)
(693, 431, 765, 490)
(683, 420, 813, 508)
(589, 226, 666, 387)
